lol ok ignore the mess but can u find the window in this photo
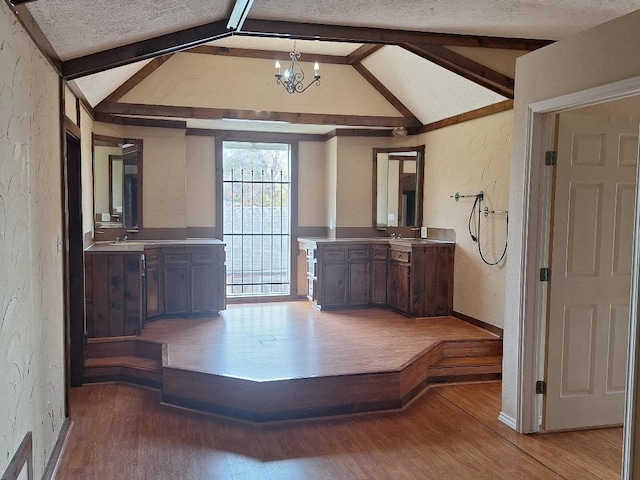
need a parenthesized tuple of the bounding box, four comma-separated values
(222, 142, 291, 296)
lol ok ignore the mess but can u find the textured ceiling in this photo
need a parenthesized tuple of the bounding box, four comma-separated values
(25, 0, 640, 60)
(23, 0, 640, 133)
(26, 0, 235, 60)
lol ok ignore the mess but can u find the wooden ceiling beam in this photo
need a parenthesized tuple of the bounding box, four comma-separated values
(98, 54, 174, 106)
(60, 17, 551, 81)
(346, 44, 384, 64)
(62, 20, 231, 80)
(241, 19, 553, 51)
(96, 101, 421, 128)
(94, 112, 187, 130)
(403, 43, 515, 98)
(5, 1, 61, 74)
(186, 45, 349, 64)
(419, 99, 513, 133)
(351, 62, 417, 120)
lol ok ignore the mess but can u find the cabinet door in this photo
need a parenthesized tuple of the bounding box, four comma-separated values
(163, 249, 190, 316)
(423, 245, 454, 316)
(85, 252, 142, 337)
(191, 263, 216, 314)
(349, 261, 370, 306)
(123, 254, 142, 335)
(388, 261, 410, 313)
(191, 246, 225, 315)
(371, 260, 388, 305)
(321, 262, 347, 307)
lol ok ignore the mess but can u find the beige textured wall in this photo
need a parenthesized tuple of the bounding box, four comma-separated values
(298, 141, 327, 228)
(420, 110, 512, 328)
(120, 126, 187, 229)
(80, 106, 95, 242)
(186, 135, 215, 228)
(120, 53, 402, 117)
(0, 1, 66, 477)
(325, 137, 338, 236)
(502, 9, 640, 436)
(334, 137, 383, 228)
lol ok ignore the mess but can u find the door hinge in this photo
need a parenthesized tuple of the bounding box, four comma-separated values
(540, 267, 551, 282)
(536, 380, 547, 395)
(545, 151, 557, 166)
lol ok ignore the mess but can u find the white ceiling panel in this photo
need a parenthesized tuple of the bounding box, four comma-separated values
(73, 59, 151, 107)
(362, 46, 506, 125)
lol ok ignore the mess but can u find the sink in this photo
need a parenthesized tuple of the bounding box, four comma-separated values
(113, 240, 151, 245)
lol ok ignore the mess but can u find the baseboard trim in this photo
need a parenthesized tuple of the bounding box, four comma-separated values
(498, 411, 517, 430)
(452, 311, 503, 338)
(42, 417, 70, 480)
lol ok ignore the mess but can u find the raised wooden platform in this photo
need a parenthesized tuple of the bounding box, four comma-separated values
(86, 302, 502, 422)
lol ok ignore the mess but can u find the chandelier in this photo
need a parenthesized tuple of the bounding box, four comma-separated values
(275, 41, 320, 94)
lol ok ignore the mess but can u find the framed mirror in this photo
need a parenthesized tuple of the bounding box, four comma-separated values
(373, 145, 424, 228)
(93, 134, 143, 230)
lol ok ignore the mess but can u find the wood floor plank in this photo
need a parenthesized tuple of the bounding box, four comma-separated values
(433, 382, 621, 479)
(141, 302, 498, 380)
(53, 382, 611, 479)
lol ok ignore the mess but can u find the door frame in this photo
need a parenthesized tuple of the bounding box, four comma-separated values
(215, 137, 299, 300)
(518, 75, 640, 477)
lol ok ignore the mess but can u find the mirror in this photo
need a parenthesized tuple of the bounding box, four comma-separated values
(373, 145, 424, 228)
(93, 134, 143, 230)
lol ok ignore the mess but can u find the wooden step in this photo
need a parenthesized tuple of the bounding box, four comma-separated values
(440, 339, 503, 359)
(428, 355, 502, 384)
(86, 337, 166, 362)
(85, 355, 163, 388)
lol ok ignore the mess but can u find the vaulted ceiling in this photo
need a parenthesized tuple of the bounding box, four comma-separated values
(8, 0, 640, 135)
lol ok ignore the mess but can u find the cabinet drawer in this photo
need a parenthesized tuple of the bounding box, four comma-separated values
(306, 247, 317, 259)
(389, 249, 410, 263)
(349, 247, 370, 260)
(322, 248, 347, 261)
(145, 253, 160, 267)
(192, 249, 219, 264)
(164, 250, 190, 263)
(373, 247, 388, 260)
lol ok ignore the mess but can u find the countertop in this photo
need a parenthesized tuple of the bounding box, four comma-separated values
(85, 239, 225, 252)
(297, 237, 455, 246)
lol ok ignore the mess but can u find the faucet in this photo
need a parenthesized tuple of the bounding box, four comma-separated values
(115, 235, 128, 244)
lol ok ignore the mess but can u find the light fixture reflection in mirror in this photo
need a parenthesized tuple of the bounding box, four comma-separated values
(373, 146, 424, 229)
(93, 134, 143, 231)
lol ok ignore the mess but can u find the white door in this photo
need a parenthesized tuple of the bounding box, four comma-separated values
(543, 112, 638, 430)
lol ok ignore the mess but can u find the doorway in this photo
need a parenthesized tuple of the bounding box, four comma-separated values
(63, 129, 85, 389)
(517, 79, 640, 478)
(222, 141, 293, 297)
(542, 107, 637, 431)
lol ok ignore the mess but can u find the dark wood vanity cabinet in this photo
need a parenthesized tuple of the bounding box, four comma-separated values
(86, 241, 226, 338)
(387, 242, 454, 317)
(301, 239, 454, 317)
(163, 246, 225, 317)
(85, 251, 143, 337)
(311, 244, 371, 309)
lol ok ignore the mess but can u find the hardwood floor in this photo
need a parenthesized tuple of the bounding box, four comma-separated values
(55, 382, 621, 479)
(141, 302, 497, 380)
(136, 302, 502, 420)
